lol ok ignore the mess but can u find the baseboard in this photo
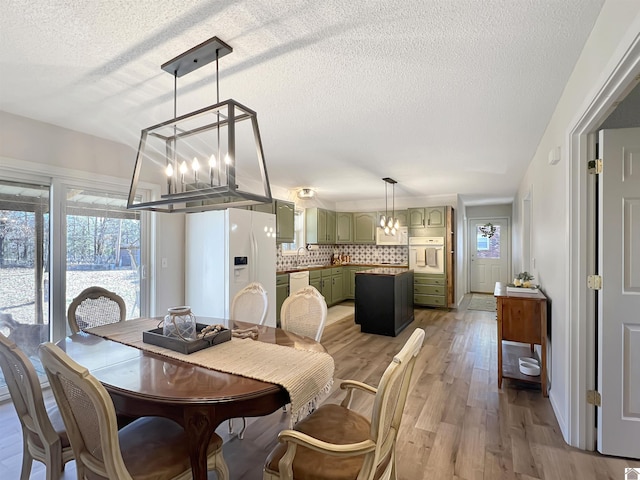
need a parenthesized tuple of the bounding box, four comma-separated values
(549, 388, 570, 444)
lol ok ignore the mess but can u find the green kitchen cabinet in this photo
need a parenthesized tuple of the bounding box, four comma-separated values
(321, 269, 332, 303)
(330, 267, 344, 305)
(306, 207, 335, 244)
(409, 206, 445, 235)
(275, 200, 295, 243)
(326, 210, 336, 244)
(425, 207, 445, 227)
(353, 212, 377, 244)
(309, 270, 322, 292)
(408, 208, 426, 229)
(413, 273, 446, 307)
(343, 265, 365, 299)
(251, 199, 295, 243)
(377, 209, 408, 228)
(336, 212, 353, 244)
(276, 274, 289, 325)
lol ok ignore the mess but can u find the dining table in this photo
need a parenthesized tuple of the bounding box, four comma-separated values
(56, 317, 331, 480)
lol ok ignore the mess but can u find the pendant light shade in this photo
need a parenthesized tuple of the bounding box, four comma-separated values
(127, 36, 272, 213)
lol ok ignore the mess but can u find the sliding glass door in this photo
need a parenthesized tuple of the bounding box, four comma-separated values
(65, 187, 141, 319)
(0, 177, 146, 396)
(0, 179, 51, 388)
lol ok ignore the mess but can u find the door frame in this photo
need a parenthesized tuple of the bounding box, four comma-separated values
(467, 216, 511, 293)
(567, 27, 640, 450)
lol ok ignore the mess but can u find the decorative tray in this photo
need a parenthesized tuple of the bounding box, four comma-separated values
(506, 285, 540, 294)
(143, 323, 231, 354)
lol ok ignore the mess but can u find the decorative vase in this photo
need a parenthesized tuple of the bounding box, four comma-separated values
(163, 306, 197, 341)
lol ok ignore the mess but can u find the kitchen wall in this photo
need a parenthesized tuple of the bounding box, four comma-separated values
(276, 244, 408, 271)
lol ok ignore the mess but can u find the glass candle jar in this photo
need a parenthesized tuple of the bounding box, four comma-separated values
(163, 306, 197, 341)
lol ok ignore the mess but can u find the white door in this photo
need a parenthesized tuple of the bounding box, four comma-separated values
(469, 218, 510, 293)
(597, 127, 640, 458)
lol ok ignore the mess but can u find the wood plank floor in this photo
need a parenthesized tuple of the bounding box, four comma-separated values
(1, 299, 638, 479)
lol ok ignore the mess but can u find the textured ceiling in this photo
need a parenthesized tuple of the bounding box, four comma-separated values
(0, 0, 605, 206)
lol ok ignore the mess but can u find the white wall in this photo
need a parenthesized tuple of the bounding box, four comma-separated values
(511, 1, 640, 443)
(0, 111, 185, 315)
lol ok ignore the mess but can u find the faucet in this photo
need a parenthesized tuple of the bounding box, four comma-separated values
(295, 246, 308, 267)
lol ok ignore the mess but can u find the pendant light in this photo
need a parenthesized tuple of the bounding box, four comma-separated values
(380, 177, 398, 236)
(127, 36, 272, 213)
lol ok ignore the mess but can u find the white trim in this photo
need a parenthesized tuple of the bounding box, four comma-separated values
(566, 25, 640, 449)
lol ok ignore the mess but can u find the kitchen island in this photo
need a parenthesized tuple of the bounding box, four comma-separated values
(355, 268, 414, 337)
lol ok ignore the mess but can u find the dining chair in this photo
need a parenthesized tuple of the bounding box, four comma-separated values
(38, 342, 230, 480)
(279, 285, 327, 342)
(230, 282, 269, 325)
(67, 286, 126, 333)
(263, 328, 426, 480)
(228, 282, 269, 439)
(0, 333, 74, 480)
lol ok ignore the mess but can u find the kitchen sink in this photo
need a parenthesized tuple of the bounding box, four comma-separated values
(295, 264, 326, 269)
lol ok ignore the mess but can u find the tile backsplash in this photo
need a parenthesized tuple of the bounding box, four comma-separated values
(276, 244, 408, 271)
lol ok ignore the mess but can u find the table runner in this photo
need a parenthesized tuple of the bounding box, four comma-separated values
(85, 319, 334, 425)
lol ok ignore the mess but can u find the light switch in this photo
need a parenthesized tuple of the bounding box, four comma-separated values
(161, 258, 168, 268)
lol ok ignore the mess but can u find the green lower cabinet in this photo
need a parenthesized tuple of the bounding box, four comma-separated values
(331, 271, 344, 305)
(413, 273, 446, 307)
(276, 274, 289, 325)
(309, 270, 322, 294)
(321, 269, 332, 304)
(343, 266, 364, 299)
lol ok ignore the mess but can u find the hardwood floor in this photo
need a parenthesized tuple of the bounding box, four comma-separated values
(1, 300, 638, 479)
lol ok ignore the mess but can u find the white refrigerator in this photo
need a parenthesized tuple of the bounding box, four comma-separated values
(185, 208, 277, 327)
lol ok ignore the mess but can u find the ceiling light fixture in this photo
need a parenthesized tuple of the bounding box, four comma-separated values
(297, 188, 315, 199)
(379, 177, 399, 235)
(127, 36, 272, 213)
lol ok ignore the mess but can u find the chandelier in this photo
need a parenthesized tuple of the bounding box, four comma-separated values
(379, 177, 399, 235)
(127, 36, 272, 213)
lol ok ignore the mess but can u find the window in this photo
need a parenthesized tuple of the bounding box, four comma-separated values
(281, 207, 305, 254)
(476, 225, 501, 259)
(65, 188, 141, 319)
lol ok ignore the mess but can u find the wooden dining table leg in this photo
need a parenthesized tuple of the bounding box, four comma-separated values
(183, 405, 218, 480)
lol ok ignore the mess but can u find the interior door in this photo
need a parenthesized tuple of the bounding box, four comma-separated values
(597, 127, 640, 457)
(469, 218, 510, 293)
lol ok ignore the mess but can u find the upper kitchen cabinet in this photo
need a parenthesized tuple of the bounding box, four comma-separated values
(408, 208, 426, 229)
(426, 207, 445, 227)
(408, 206, 446, 236)
(336, 212, 353, 244)
(252, 199, 295, 243)
(353, 212, 377, 244)
(326, 210, 336, 244)
(276, 200, 295, 243)
(306, 207, 335, 244)
(378, 209, 408, 227)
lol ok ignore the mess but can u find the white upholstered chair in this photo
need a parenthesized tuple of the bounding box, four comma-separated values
(228, 282, 269, 438)
(38, 342, 230, 480)
(230, 282, 269, 325)
(279, 286, 327, 342)
(67, 286, 126, 334)
(0, 333, 74, 480)
(263, 328, 426, 480)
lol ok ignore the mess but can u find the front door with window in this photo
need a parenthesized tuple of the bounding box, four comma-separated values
(469, 218, 510, 293)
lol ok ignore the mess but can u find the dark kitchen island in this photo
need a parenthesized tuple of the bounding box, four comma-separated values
(354, 268, 414, 337)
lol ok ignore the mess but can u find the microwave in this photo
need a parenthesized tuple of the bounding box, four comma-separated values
(375, 226, 408, 246)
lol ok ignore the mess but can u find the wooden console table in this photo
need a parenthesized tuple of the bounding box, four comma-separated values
(494, 282, 548, 396)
